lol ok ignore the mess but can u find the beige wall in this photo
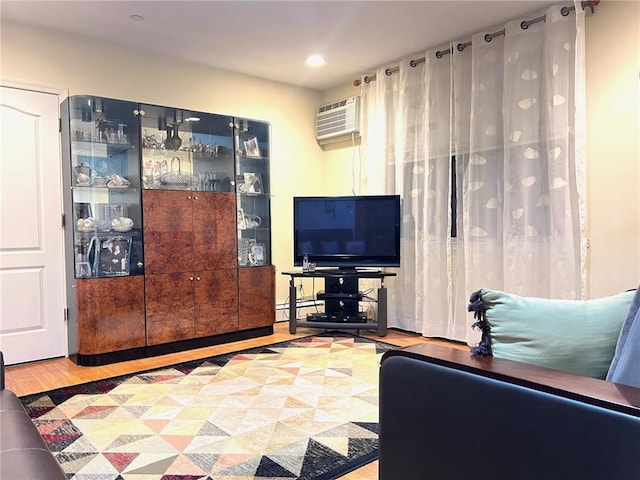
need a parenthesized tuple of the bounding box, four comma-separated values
(0, 21, 327, 305)
(322, 1, 640, 298)
(584, 0, 639, 297)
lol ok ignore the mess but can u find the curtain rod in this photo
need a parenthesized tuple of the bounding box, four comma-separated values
(353, 1, 598, 86)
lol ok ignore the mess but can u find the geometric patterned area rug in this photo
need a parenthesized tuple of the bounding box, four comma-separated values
(20, 333, 396, 479)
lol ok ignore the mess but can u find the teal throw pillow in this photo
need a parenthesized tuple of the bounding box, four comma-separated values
(471, 288, 635, 379)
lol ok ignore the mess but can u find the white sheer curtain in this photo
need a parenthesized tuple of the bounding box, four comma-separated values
(361, 52, 464, 339)
(360, 3, 587, 342)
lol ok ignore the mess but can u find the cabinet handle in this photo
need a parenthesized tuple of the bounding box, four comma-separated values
(187, 195, 192, 200)
(196, 276, 201, 281)
(137, 261, 143, 268)
(190, 276, 194, 281)
(194, 196, 198, 200)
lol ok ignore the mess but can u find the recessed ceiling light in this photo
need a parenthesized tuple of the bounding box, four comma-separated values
(130, 14, 144, 22)
(306, 54, 326, 67)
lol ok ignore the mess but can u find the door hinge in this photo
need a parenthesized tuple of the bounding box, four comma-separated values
(59, 117, 62, 132)
(64, 308, 69, 322)
(61, 213, 66, 228)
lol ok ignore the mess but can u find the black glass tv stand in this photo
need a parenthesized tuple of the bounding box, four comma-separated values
(281, 269, 396, 336)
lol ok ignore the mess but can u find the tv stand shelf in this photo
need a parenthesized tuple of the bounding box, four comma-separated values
(281, 269, 396, 336)
(316, 290, 364, 300)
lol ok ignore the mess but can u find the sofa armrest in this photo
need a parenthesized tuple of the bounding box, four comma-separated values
(379, 344, 640, 480)
(385, 342, 640, 413)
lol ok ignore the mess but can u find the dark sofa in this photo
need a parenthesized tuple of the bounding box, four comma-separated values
(379, 343, 640, 480)
(0, 352, 66, 480)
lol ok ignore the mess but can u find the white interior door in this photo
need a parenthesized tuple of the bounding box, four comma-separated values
(0, 85, 67, 365)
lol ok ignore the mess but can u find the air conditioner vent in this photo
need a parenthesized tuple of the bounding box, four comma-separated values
(316, 96, 360, 145)
(319, 99, 348, 113)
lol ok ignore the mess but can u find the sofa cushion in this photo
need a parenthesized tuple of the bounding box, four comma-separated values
(469, 288, 635, 379)
(606, 287, 640, 387)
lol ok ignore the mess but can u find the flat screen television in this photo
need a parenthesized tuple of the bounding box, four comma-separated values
(293, 194, 401, 270)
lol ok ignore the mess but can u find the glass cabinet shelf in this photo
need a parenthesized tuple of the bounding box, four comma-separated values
(140, 105, 234, 192)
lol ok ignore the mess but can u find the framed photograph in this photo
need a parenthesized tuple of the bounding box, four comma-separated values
(78, 152, 122, 178)
(242, 172, 263, 194)
(107, 203, 126, 221)
(249, 243, 266, 266)
(75, 261, 92, 278)
(73, 202, 92, 221)
(238, 237, 256, 266)
(94, 235, 131, 277)
(243, 137, 260, 157)
(96, 203, 127, 221)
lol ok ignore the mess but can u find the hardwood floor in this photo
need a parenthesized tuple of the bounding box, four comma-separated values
(5, 321, 464, 480)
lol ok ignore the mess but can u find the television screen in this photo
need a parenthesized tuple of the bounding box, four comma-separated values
(293, 195, 401, 269)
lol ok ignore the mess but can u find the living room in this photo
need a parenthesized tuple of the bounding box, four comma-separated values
(1, 1, 639, 478)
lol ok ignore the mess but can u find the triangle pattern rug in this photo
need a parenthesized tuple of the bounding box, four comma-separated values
(21, 332, 396, 480)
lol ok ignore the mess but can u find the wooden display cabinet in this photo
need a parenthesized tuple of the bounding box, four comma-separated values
(62, 97, 275, 365)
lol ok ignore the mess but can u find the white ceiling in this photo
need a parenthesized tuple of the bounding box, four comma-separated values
(1, 0, 559, 91)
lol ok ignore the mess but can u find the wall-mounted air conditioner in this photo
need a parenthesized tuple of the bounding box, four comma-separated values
(316, 96, 360, 145)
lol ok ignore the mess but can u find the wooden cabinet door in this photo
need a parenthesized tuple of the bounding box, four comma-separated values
(143, 190, 194, 274)
(238, 265, 275, 330)
(195, 268, 239, 337)
(145, 272, 195, 345)
(76, 276, 146, 355)
(143, 191, 242, 345)
(192, 192, 237, 271)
